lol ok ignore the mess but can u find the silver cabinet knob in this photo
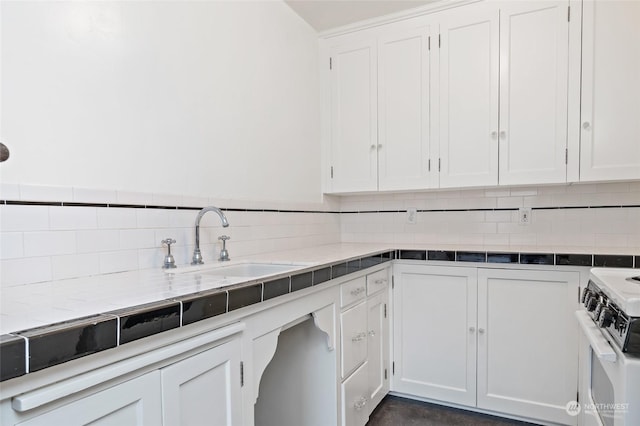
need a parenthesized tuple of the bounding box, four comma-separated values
(582, 121, 591, 130)
(499, 131, 507, 139)
(478, 328, 485, 334)
(370, 144, 377, 150)
(469, 327, 476, 333)
(491, 131, 498, 139)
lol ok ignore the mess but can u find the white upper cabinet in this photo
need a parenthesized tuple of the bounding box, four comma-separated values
(329, 39, 378, 193)
(438, 4, 499, 188)
(498, 1, 569, 185)
(579, 0, 640, 181)
(377, 26, 434, 191)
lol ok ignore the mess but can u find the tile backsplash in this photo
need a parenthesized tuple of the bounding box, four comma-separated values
(339, 182, 640, 254)
(1, 182, 639, 287)
(0, 184, 341, 287)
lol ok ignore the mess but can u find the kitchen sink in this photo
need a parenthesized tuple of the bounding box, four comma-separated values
(165, 261, 312, 280)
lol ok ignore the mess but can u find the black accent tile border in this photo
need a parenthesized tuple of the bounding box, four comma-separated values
(0, 335, 26, 381)
(428, 250, 456, 261)
(228, 284, 263, 312)
(18, 315, 117, 373)
(291, 272, 313, 292)
(331, 262, 349, 279)
(312, 268, 331, 285)
(456, 251, 487, 263)
(519, 253, 555, 265)
(263, 277, 291, 300)
(487, 252, 519, 264)
(399, 250, 427, 261)
(118, 302, 181, 344)
(180, 291, 227, 326)
(636, 256, 639, 268)
(594, 255, 634, 268)
(556, 253, 593, 267)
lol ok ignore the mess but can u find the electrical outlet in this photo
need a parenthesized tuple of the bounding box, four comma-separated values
(519, 208, 532, 225)
(407, 208, 417, 224)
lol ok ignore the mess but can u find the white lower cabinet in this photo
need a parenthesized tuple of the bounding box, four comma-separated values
(340, 268, 391, 426)
(393, 264, 580, 425)
(161, 338, 242, 426)
(16, 372, 163, 426)
(9, 328, 243, 426)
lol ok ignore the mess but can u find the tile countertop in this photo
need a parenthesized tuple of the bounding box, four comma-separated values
(0, 243, 392, 336)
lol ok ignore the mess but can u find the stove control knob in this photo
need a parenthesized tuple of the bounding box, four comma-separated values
(594, 302, 605, 319)
(586, 296, 599, 312)
(581, 288, 591, 304)
(597, 307, 615, 328)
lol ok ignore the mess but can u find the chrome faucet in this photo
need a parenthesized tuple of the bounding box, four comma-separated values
(191, 206, 229, 265)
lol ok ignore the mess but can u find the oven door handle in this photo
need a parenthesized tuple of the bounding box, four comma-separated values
(575, 310, 617, 362)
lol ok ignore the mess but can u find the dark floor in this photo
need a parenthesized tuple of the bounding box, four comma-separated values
(367, 396, 542, 426)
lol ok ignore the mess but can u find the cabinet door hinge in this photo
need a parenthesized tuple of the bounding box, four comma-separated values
(330, 166, 334, 179)
(392, 362, 395, 375)
(438, 34, 441, 48)
(384, 368, 388, 380)
(565, 148, 568, 165)
(438, 158, 441, 172)
(384, 303, 387, 318)
(428, 36, 431, 51)
(576, 391, 579, 402)
(428, 158, 431, 172)
(568, 6, 571, 22)
(329, 57, 332, 70)
(240, 361, 244, 387)
(391, 275, 395, 289)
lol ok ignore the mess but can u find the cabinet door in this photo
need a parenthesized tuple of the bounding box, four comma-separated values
(366, 291, 389, 412)
(498, 1, 569, 185)
(341, 300, 368, 379)
(342, 361, 370, 426)
(477, 268, 579, 425)
(378, 26, 433, 191)
(329, 39, 378, 193)
(438, 4, 499, 188)
(161, 338, 242, 426)
(579, 0, 640, 181)
(17, 372, 162, 426)
(392, 265, 477, 406)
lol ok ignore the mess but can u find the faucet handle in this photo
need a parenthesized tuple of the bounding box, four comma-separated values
(218, 235, 230, 242)
(161, 238, 177, 269)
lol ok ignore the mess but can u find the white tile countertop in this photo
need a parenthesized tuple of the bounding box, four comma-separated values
(0, 243, 391, 335)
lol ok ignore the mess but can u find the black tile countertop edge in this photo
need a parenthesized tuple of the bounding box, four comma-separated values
(2, 247, 637, 381)
(0, 249, 396, 380)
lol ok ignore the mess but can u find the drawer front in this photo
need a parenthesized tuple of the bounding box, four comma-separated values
(341, 276, 367, 308)
(342, 361, 370, 426)
(366, 269, 389, 296)
(341, 301, 368, 379)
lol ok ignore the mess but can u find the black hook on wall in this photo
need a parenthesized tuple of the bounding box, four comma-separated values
(0, 143, 10, 162)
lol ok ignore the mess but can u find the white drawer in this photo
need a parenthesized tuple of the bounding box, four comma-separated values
(341, 276, 367, 308)
(342, 361, 369, 426)
(366, 269, 389, 296)
(340, 300, 367, 379)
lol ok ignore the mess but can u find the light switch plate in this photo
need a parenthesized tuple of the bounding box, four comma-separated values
(407, 208, 417, 224)
(519, 208, 532, 225)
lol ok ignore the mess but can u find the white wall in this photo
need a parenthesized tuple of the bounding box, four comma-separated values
(0, 0, 322, 203)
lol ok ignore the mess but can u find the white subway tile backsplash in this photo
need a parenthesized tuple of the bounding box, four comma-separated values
(50, 206, 97, 230)
(135, 209, 170, 228)
(20, 185, 73, 202)
(1, 257, 52, 287)
(1, 205, 50, 232)
(99, 251, 139, 274)
(97, 208, 137, 229)
(77, 230, 120, 253)
(52, 254, 101, 280)
(73, 187, 118, 204)
(120, 229, 155, 250)
(116, 191, 154, 205)
(0, 233, 24, 259)
(24, 231, 77, 257)
(0, 183, 20, 200)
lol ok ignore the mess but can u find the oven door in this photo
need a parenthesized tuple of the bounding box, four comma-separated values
(576, 311, 625, 426)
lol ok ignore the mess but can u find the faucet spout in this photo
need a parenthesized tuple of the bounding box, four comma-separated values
(192, 206, 229, 265)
